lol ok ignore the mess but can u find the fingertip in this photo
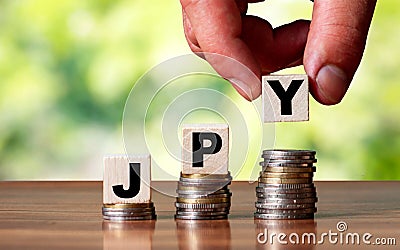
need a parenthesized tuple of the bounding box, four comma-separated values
(310, 64, 350, 105)
(230, 77, 261, 101)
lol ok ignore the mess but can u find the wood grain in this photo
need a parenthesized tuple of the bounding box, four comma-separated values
(103, 155, 151, 204)
(262, 74, 309, 122)
(0, 181, 399, 249)
(182, 124, 229, 174)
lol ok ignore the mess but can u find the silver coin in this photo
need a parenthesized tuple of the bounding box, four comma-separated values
(179, 176, 232, 183)
(256, 197, 318, 204)
(103, 215, 156, 221)
(262, 149, 316, 156)
(102, 207, 155, 213)
(178, 181, 232, 188)
(262, 166, 316, 173)
(262, 154, 315, 160)
(255, 202, 316, 210)
(256, 192, 316, 199)
(254, 212, 314, 220)
(177, 207, 230, 213)
(178, 180, 231, 188)
(258, 183, 315, 189)
(264, 158, 317, 164)
(176, 189, 230, 196)
(180, 172, 232, 179)
(255, 207, 317, 214)
(103, 203, 154, 209)
(260, 162, 315, 168)
(177, 192, 232, 199)
(176, 211, 228, 216)
(175, 202, 231, 209)
(256, 186, 316, 194)
(260, 172, 314, 178)
(175, 214, 228, 220)
(102, 211, 155, 217)
(178, 183, 229, 190)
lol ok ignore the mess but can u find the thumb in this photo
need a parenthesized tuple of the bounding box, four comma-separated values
(304, 0, 377, 105)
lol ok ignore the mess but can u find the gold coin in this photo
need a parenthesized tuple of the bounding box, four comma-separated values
(103, 202, 154, 209)
(180, 172, 230, 179)
(177, 184, 228, 191)
(260, 172, 314, 178)
(263, 166, 316, 173)
(258, 177, 313, 184)
(176, 197, 231, 204)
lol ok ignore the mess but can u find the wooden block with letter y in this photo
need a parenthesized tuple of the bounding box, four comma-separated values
(103, 155, 151, 204)
(262, 74, 309, 122)
(182, 124, 229, 175)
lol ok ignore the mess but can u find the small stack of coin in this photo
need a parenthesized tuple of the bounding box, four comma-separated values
(255, 149, 317, 220)
(175, 172, 232, 220)
(102, 202, 157, 221)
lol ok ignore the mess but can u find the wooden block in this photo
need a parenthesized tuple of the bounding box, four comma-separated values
(103, 155, 151, 204)
(262, 74, 309, 122)
(182, 124, 229, 175)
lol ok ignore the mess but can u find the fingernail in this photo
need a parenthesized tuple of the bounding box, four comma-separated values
(316, 65, 349, 105)
(229, 77, 260, 101)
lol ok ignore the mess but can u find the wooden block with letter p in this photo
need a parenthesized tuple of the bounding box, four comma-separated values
(262, 74, 309, 122)
(182, 124, 229, 175)
(103, 154, 151, 204)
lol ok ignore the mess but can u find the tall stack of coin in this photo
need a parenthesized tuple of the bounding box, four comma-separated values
(175, 172, 232, 220)
(102, 203, 156, 221)
(255, 149, 317, 220)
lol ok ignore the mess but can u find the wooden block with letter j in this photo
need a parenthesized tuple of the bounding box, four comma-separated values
(262, 74, 309, 122)
(182, 124, 229, 175)
(103, 154, 151, 204)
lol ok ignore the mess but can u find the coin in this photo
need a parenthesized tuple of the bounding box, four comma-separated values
(102, 203, 157, 221)
(102, 207, 155, 213)
(260, 172, 314, 178)
(177, 197, 231, 204)
(260, 162, 315, 168)
(255, 149, 318, 220)
(103, 215, 156, 221)
(255, 207, 317, 214)
(258, 183, 315, 189)
(262, 149, 316, 156)
(256, 187, 316, 194)
(176, 211, 229, 216)
(102, 211, 155, 217)
(265, 158, 317, 164)
(178, 193, 232, 199)
(256, 192, 316, 199)
(256, 197, 318, 204)
(176, 188, 229, 196)
(175, 202, 231, 209)
(177, 207, 230, 213)
(103, 202, 154, 209)
(262, 154, 315, 160)
(176, 171, 232, 220)
(179, 177, 232, 183)
(181, 172, 231, 179)
(177, 185, 229, 193)
(258, 177, 313, 184)
(262, 166, 316, 173)
(175, 214, 228, 220)
(254, 213, 314, 220)
(255, 202, 316, 210)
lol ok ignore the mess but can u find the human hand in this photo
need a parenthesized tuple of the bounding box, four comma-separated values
(180, 0, 377, 105)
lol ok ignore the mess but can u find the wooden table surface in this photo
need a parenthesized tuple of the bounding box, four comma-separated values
(0, 181, 399, 249)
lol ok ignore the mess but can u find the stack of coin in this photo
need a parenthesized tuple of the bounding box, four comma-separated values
(102, 202, 157, 221)
(255, 149, 317, 220)
(175, 172, 232, 220)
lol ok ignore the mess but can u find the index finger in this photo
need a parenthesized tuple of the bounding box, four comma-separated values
(181, 0, 262, 100)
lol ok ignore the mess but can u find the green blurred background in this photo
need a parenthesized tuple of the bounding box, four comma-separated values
(0, 0, 399, 180)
